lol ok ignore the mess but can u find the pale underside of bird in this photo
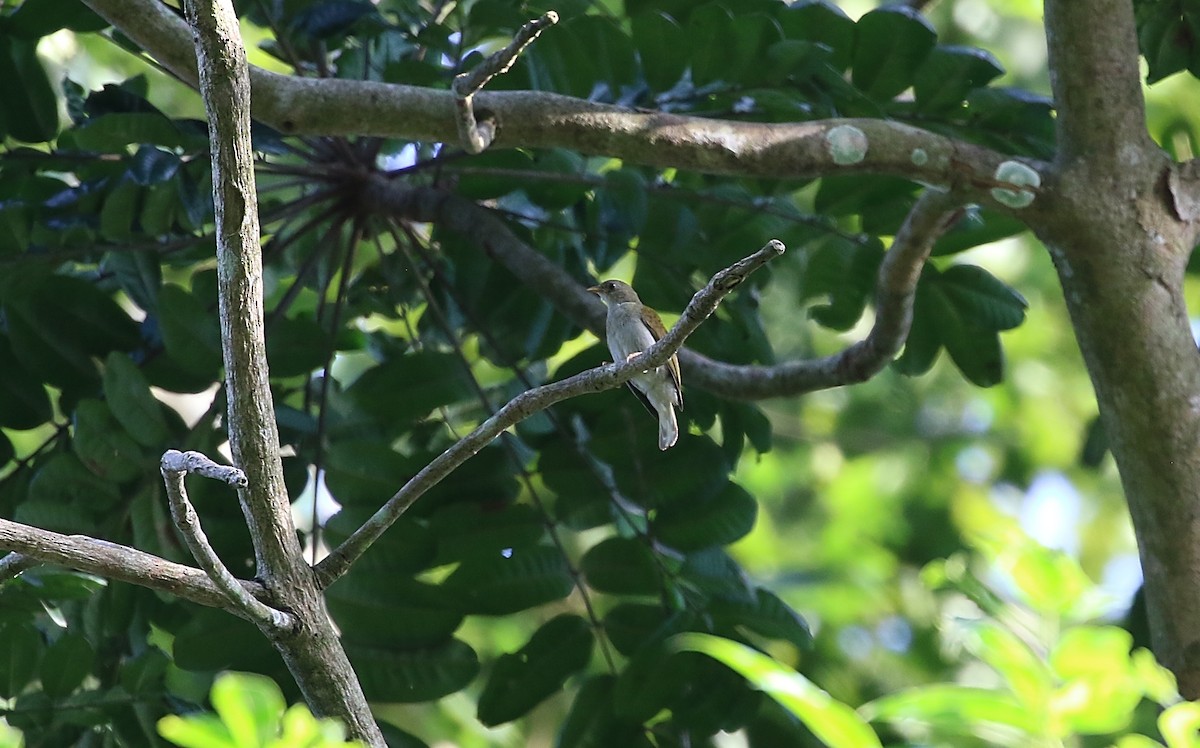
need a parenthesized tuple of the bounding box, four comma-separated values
(587, 279, 683, 450)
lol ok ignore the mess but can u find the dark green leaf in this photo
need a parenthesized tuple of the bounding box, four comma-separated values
(709, 588, 812, 649)
(40, 633, 93, 699)
(0, 623, 40, 698)
(558, 675, 650, 748)
(932, 207, 1027, 256)
(581, 537, 660, 595)
(654, 482, 757, 551)
(103, 352, 170, 447)
(443, 545, 573, 615)
(938, 264, 1028, 331)
(631, 12, 688, 91)
(803, 236, 884, 331)
(346, 351, 474, 426)
(851, 7, 936, 100)
(776, 1, 854, 71)
(292, 0, 378, 40)
(514, 16, 639, 100)
(6, 0, 107, 36)
(347, 638, 479, 702)
(157, 283, 223, 378)
(265, 316, 329, 377)
(323, 508, 436, 573)
(327, 576, 463, 649)
(0, 36, 59, 142)
(71, 399, 144, 483)
(0, 336, 52, 429)
(127, 146, 181, 186)
(914, 46, 1004, 113)
(101, 249, 162, 314)
(604, 604, 693, 656)
(69, 113, 193, 151)
(477, 615, 594, 726)
(427, 502, 546, 565)
(23, 454, 121, 532)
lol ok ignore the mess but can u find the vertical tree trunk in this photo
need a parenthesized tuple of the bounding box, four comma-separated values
(1041, 0, 1200, 696)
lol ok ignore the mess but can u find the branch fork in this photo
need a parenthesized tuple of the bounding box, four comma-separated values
(160, 450, 293, 631)
(452, 11, 559, 153)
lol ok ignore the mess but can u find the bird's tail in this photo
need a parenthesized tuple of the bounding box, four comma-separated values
(658, 404, 678, 451)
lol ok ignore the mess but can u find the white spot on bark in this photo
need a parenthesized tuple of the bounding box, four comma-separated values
(825, 125, 868, 165)
(911, 148, 928, 166)
(991, 160, 1040, 209)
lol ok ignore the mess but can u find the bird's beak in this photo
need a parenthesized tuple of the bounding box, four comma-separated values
(586, 285, 601, 295)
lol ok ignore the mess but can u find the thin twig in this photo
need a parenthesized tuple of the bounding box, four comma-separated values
(314, 239, 785, 587)
(160, 450, 295, 631)
(451, 11, 558, 153)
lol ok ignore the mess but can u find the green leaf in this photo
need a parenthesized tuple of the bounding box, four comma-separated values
(323, 508, 436, 574)
(346, 351, 474, 426)
(708, 588, 812, 649)
(71, 399, 144, 483)
(604, 604, 693, 656)
(23, 454, 121, 532)
(580, 537, 661, 595)
(103, 352, 170, 447)
(477, 615, 594, 726)
(0, 36, 58, 142)
(99, 178, 141, 241)
(558, 675, 650, 748)
(265, 315, 330, 377)
(654, 482, 757, 551)
(158, 714, 236, 748)
(939, 264, 1028, 331)
(515, 15, 639, 100)
(426, 502, 546, 565)
(688, 7, 781, 86)
(851, 6, 936, 101)
(1160, 701, 1200, 748)
(776, 1, 854, 71)
(326, 575, 463, 649)
(157, 283, 223, 378)
(0, 336, 51, 429)
(210, 672, 285, 748)
(0, 622, 41, 699)
(6, 0, 107, 36)
(40, 633, 94, 699)
(932, 207, 1027, 256)
(443, 545, 573, 615)
(0, 273, 140, 389)
(914, 45, 1004, 113)
(676, 633, 883, 748)
(864, 684, 1039, 736)
(346, 638, 479, 703)
(803, 236, 884, 331)
(631, 12, 688, 91)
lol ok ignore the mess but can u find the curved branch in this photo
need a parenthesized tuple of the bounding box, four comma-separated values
(0, 517, 268, 610)
(452, 11, 558, 153)
(82, 0, 1036, 189)
(160, 450, 294, 631)
(314, 240, 786, 587)
(366, 179, 962, 400)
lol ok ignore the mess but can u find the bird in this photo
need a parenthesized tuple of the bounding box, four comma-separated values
(587, 279, 683, 450)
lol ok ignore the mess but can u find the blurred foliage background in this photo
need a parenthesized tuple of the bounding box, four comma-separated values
(3, 0, 1200, 746)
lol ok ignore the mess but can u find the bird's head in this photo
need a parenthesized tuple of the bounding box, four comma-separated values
(587, 279, 641, 306)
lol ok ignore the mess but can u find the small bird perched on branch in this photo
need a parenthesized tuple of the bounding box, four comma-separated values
(588, 279, 683, 450)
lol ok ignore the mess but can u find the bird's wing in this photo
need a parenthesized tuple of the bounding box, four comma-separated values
(640, 305, 683, 410)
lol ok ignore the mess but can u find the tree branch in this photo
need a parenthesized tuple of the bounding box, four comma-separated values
(83, 0, 1034, 188)
(1045, 0, 1154, 168)
(366, 179, 962, 400)
(0, 518, 268, 609)
(314, 240, 785, 587)
(160, 450, 294, 631)
(182, 0, 384, 742)
(451, 11, 558, 154)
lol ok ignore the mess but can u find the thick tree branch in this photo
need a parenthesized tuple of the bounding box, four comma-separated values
(83, 0, 1032, 187)
(314, 240, 785, 587)
(452, 11, 558, 153)
(1045, 0, 1154, 169)
(161, 450, 293, 631)
(367, 180, 961, 400)
(0, 518, 268, 609)
(183, 0, 384, 742)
